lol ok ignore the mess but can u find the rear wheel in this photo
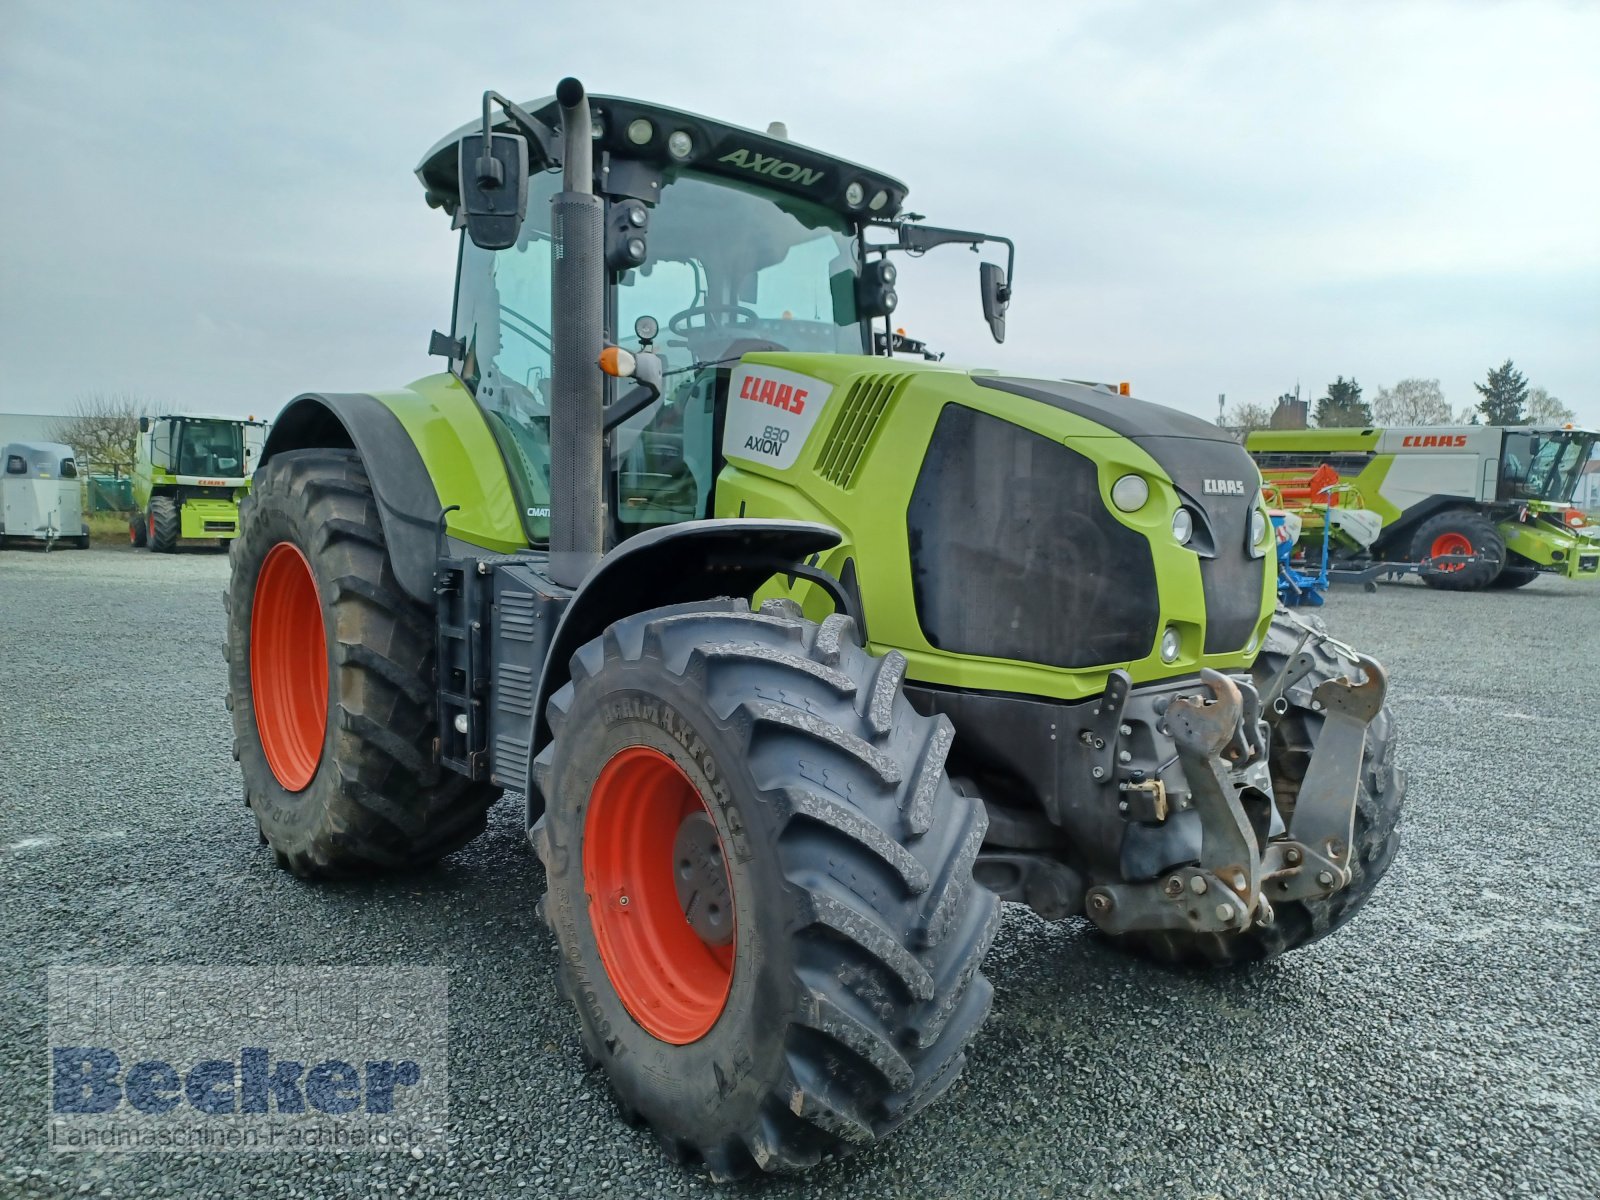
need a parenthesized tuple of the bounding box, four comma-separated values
(1111, 611, 1405, 966)
(534, 599, 999, 1178)
(147, 497, 179, 553)
(225, 448, 498, 876)
(1411, 510, 1504, 590)
(129, 515, 147, 547)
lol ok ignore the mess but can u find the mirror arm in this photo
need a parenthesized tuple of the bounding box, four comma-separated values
(481, 90, 556, 168)
(603, 382, 661, 433)
(870, 223, 1016, 293)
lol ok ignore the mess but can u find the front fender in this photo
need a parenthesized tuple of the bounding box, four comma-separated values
(525, 518, 842, 827)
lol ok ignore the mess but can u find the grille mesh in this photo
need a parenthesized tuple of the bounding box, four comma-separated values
(816, 374, 910, 488)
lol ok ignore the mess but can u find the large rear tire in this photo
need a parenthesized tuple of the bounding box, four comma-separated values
(147, 496, 179, 553)
(1411, 510, 1504, 590)
(533, 598, 999, 1178)
(225, 448, 498, 877)
(1112, 611, 1405, 966)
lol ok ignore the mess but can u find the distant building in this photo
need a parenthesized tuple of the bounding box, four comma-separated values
(0, 412, 60, 447)
(1270, 396, 1309, 430)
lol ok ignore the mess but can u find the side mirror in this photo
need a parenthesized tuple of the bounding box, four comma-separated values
(138, 416, 150, 433)
(458, 132, 529, 251)
(980, 262, 1009, 344)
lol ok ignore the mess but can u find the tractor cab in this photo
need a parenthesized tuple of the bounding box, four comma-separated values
(416, 93, 1012, 544)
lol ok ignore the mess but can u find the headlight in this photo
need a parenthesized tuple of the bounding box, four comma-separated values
(667, 130, 693, 159)
(1159, 627, 1182, 663)
(1249, 508, 1269, 557)
(626, 118, 654, 145)
(844, 181, 866, 207)
(1111, 474, 1149, 513)
(1172, 508, 1194, 545)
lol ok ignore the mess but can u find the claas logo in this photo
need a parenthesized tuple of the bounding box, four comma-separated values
(1400, 435, 1468, 448)
(738, 374, 809, 415)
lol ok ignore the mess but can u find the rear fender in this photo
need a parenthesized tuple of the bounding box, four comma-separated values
(262, 376, 526, 603)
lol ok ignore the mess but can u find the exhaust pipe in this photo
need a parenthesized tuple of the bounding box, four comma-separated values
(547, 76, 605, 588)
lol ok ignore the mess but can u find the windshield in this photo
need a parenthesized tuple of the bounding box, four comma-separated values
(616, 168, 865, 372)
(1501, 431, 1597, 502)
(175, 420, 245, 477)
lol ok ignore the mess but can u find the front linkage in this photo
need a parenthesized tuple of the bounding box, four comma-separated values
(1086, 643, 1387, 937)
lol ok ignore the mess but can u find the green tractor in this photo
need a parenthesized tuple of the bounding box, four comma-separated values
(228, 79, 1405, 1177)
(131, 412, 267, 551)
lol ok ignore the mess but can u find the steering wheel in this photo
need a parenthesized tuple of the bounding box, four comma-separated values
(668, 303, 762, 337)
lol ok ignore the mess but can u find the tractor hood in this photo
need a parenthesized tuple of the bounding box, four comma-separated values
(974, 375, 1268, 653)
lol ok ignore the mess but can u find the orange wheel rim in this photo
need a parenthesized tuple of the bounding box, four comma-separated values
(250, 542, 328, 791)
(1430, 532, 1473, 570)
(584, 746, 735, 1044)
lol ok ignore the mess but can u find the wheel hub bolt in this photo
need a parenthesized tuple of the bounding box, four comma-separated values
(1285, 847, 1302, 866)
(1163, 876, 1184, 898)
(1189, 875, 1208, 895)
(1215, 903, 1235, 923)
(1317, 870, 1335, 887)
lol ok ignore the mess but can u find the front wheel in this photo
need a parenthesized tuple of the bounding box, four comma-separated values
(225, 448, 498, 876)
(1411, 510, 1504, 590)
(533, 599, 999, 1178)
(147, 497, 179, 553)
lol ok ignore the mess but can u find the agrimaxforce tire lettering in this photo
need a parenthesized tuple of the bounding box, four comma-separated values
(147, 496, 179, 553)
(1117, 612, 1406, 966)
(1411, 509, 1505, 591)
(225, 448, 498, 876)
(533, 598, 999, 1179)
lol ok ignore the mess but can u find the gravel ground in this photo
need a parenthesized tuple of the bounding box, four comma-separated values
(1, 544, 1596, 1199)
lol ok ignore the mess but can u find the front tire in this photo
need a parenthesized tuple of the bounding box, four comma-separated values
(129, 514, 147, 547)
(225, 448, 498, 877)
(534, 599, 999, 1178)
(147, 497, 179, 553)
(1412, 510, 1504, 590)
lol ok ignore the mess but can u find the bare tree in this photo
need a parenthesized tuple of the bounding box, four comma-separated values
(43, 392, 146, 474)
(1525, 386, 1575, 425)
(1372, 378, 1450, 425)
(1224, 401, 1274, 432)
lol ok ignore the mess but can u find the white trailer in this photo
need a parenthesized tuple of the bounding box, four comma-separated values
(1, 441, 88, 549)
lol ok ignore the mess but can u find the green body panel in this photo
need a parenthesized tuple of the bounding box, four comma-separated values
(378, 373, 530, 554)
(1499, 503, 1600, 577)
(715, 353, 1275, 702)
(1246, 429, 1382, 453)
(178, 498, 241, 539)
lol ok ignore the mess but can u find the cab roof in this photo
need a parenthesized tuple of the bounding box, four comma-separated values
(416, 93, 909, 223)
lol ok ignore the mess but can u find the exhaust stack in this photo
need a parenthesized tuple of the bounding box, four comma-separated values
(547, 76, 605, 587)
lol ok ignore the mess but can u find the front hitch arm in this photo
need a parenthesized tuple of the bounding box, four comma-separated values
(1085, 655, 1386, 937)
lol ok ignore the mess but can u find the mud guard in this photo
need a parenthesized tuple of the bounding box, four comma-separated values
(261, 393, 443, 604)
(524, 518, 843, 828)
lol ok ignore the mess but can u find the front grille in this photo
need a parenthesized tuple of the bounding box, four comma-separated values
(907, 404, 1159, 669)
(815, 373, 910, 489)
(203, 521, 236, 532)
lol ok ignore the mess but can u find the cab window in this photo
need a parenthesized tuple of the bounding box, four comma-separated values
(453, 172, 562, 544)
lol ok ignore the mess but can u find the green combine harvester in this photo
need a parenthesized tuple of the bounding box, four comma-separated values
(227, 78, 1406, 1177)
(1249, 424, 1600, 590)
(130, 412, 267, 551)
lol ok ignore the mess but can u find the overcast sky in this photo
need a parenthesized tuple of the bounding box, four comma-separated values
(1, 0, 1595, 427)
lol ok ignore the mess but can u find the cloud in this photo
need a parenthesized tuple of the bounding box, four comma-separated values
(0, 0, 1594, 427)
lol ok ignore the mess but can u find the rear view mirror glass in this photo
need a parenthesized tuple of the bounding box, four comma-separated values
(980, 261, 1008, 344)
(459, 132, 529, 251)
